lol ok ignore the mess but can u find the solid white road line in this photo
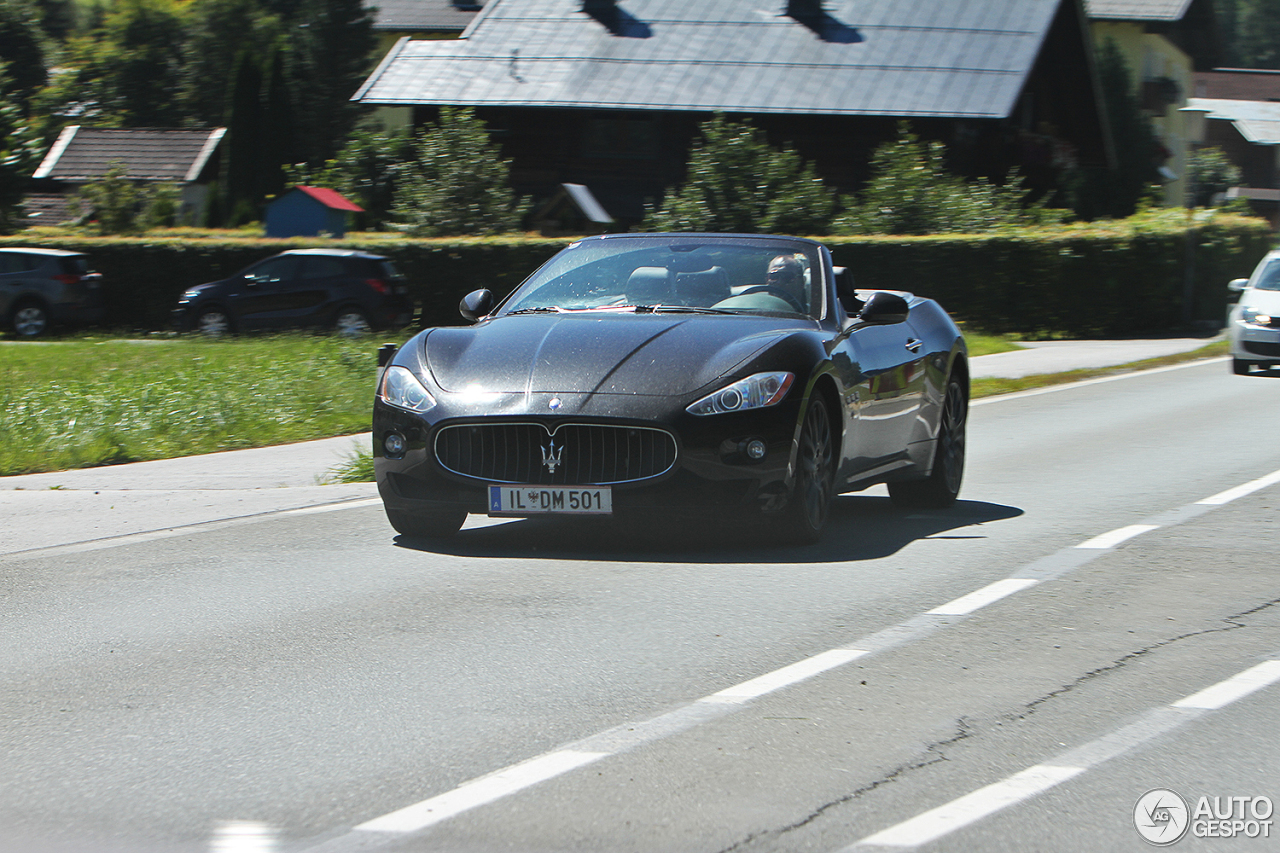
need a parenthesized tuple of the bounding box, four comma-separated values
(926, 578, 1039, 616)
(1076, 524, 1159, 550)
(849, 660, 1280, 850)
(1197, 466, 1280, 506)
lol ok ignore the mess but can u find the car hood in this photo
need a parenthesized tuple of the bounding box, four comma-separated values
(1242, 287, 1280, 314)
(423, 313, 806, 396)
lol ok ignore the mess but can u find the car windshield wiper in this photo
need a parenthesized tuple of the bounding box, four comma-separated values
(505, 306, 562, 315)
(643, 305, 743, 315)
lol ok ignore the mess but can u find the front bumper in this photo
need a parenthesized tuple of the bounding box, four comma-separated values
(373, 398, 802, 522)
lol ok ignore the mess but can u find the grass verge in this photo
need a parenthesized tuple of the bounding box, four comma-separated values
(969, 339, 1228, 399)
(0, 335, 380, 476)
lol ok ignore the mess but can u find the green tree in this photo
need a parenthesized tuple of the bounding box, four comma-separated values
(34, 0, 187, 130)
(181, 0, 281, 128)
(0, 0, 48, 111)
(1073, 39, 1163, 220)
(836, 123, 1064, 235)
(284, 0, 376, 165)
(392, 108, 527, 236)
(1219, 0, 1280, 69)
(76, 161, 141, 234)
(0, 74, 44, 233)
(1187, 146, 1242, 208)
(645, 114, 837, 234)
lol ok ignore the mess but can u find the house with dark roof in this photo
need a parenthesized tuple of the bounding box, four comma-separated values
(1085, 0, 1221, 205)
(28, 126, 226, 226)
(355, 0, 1111, 226)
(1183, 69, 1280, 225)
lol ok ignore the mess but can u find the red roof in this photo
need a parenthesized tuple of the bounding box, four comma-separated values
(294, 185, 364, 212)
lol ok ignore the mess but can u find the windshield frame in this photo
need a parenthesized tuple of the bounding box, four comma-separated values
(494, 234, 830, 321)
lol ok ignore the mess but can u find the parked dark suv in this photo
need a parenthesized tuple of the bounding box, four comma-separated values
(172, 249, 414, 336)
(0, 248, 104, 337)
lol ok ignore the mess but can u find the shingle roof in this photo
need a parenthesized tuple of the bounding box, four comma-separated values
(32, 126, 226, 182)
(356, 0, 1067, 119)
(1186, 97, 1280, 145)
(1084, 0, 1194, 21)
(368, 0, 483, 32)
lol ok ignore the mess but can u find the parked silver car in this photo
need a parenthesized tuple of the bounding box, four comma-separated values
(0, 248, 104, 337)
(1228, 249, 1280, 375)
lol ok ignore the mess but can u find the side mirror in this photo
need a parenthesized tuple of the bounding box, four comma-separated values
(858, 291, 910, 325)
(459, 288, 495, 322)
(1228, 278, 1249, 305)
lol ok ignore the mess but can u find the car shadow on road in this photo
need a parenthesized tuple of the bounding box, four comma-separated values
(392, 495, 1023, 564)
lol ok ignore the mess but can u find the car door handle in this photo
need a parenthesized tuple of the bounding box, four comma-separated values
(906, 338, 923, 353)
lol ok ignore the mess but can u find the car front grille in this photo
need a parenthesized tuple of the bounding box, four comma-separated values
(435, 422, 678, 485)
(1243, 341, 1280, 357)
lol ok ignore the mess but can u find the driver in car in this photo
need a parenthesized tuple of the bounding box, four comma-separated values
(765, 253, 807, 310)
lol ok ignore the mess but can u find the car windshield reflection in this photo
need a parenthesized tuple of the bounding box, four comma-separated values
(501, 237, 822, 318)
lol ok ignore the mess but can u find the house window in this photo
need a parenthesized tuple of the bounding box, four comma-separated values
(582, 118, 659, 160)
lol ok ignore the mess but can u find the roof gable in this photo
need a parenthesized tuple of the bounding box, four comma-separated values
(356, 0, 1070, 119)
(32, 127, 226, 183)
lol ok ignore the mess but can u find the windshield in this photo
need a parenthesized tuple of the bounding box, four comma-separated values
(1253, 258, 1280, 291)
(501, 236, 825, 319)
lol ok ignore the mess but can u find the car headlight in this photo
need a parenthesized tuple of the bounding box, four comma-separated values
(379, 365, 437, 413)
(687, 372, 794, 416)
(1242, 307, 1275, 327)
(181, 289, 200, 300)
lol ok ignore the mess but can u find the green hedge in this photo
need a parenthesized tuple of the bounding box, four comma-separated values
(4, 211, 1273, 335)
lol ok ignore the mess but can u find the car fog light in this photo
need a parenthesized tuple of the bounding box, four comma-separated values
(746, 439, 767, 460)
(384, 433, 407, 457)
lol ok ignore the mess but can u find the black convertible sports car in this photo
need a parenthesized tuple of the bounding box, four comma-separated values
(373, 233, 967, 543)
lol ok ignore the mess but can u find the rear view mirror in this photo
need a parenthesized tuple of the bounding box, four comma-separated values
(1228, 278, 1249, 305)
(460, 289, 495, 322)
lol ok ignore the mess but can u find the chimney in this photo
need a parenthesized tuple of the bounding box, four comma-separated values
(786, 0, 823, 17)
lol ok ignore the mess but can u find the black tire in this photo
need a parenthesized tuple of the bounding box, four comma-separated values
(11, 300, 49, 337)
(1232, 357, 1252, 375)
(386, 507, 467, 539)
(889, 375, 967, 509)
(777, 394, 835, 544)
(196, 307, 232, 337)
(334, 308, 371, 337)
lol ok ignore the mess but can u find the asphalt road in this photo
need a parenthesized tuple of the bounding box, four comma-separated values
(4, 357, 1280, 853)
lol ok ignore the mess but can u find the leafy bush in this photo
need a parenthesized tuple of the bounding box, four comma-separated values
(645, 114, 838, 235)
(837, 124, 1068, 235)
(391, 108, 528, 237)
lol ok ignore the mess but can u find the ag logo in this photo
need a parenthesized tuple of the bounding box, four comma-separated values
(1135, 788, 1190, 845)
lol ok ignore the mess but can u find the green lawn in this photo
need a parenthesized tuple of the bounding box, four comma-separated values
(0, 335, 381, 476)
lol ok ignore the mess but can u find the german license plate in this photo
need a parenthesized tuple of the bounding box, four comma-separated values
(488, 485, 612, 516)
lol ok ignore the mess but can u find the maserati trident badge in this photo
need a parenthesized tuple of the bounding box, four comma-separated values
(541, 439, 564, 474)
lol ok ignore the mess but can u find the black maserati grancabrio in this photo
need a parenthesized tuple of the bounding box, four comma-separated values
(373, 233, 968, 543)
